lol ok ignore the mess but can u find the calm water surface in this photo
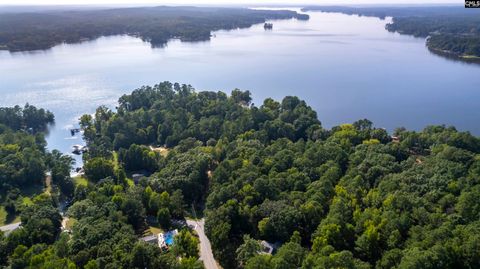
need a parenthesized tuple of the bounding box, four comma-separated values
(1, 9, 479, 167)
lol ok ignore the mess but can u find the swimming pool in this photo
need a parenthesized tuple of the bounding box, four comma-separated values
(164, 231, 175, 245)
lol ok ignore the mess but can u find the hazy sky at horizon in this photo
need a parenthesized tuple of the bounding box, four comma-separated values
(0, 0, 460, 6)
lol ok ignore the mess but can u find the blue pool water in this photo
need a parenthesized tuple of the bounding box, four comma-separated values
(165, 232, 175, 245)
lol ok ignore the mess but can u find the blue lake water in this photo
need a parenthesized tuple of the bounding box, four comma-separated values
(1, 9, 479, 167)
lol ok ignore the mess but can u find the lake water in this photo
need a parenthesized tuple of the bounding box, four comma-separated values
(1, 9, 479, 168)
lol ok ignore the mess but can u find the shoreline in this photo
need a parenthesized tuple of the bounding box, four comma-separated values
(427, 45, 480, 63)
(301, 8, 480, 65)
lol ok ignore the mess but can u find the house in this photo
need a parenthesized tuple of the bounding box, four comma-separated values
(132, 173, 146, 184)
(140, 234, 158, 245)
(132, 171, 152, 184)
(140, 230, 178, 250)
(259, 240, 277, 255)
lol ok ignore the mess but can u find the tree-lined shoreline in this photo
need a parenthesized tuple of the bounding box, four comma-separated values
(302, 6, 480, 63)
(0, 6, 308, 52)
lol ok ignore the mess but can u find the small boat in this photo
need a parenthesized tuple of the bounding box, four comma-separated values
(264, 23, 273, 30)
(70, 128, 81, 136)
(72, 145, 85, 155)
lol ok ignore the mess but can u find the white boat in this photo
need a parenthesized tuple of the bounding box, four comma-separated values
(72, 145, 85, 155)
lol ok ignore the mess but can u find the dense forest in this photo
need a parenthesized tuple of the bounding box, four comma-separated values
(0, 104, 77, 267)
(0, 104, 56, 192)
(0, 6, 308, 52)
(0, 102, 205, 268)
(302, 6, 480, 60)
(1, 83, 480, 268)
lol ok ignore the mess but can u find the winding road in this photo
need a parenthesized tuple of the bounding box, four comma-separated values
(187, 218, 220, 269)
(1, 216, 70, 235)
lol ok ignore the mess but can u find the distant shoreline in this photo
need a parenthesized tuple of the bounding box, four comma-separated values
(427, 45, 480, 64)
(0, 6, 308, 52)
(302, 6, 480, 65)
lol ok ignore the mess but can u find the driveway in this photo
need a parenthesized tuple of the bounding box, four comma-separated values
(187, 218, 220, 269)
(0, 222, 21, 234)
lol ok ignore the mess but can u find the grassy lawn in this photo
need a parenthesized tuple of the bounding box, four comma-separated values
(0, 184, 44, 226)
(73, 176, 88, 187)
(21, 197, 33, 206)
(65, 218, 77, 230)
(112, 151, 121, 170)
(150, 146, 169, 157)
(0, 206, 8, 225)
(143, 216, 164, 236)
(142, 223, 164, 237)
(147, 226, 163, 235)
(0, 206, 21, 226)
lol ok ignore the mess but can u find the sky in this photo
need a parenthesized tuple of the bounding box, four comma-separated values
(0, 0, 460, 6)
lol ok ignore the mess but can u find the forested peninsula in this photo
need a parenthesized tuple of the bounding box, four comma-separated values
(0, 6, 308, 52)
(302, 6, 480, 62)
(1, 82, 480, 268)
